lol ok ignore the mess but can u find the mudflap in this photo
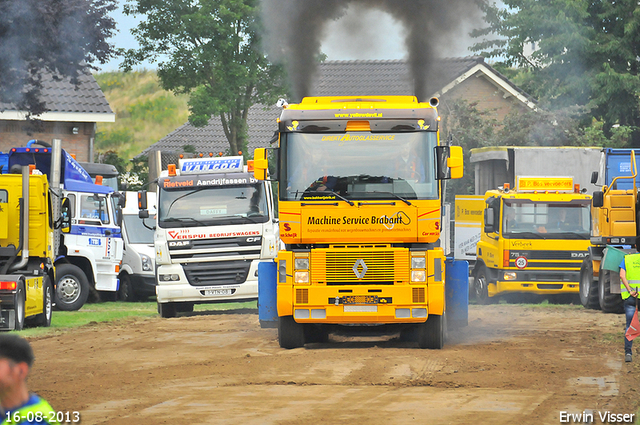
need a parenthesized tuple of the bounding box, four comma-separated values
(0, 307, 15, 330)
(258, 261, 278, 328)
(445, 258, 469, 329)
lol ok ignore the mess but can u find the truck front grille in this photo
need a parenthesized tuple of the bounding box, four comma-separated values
(310, 248, 409, 285)
(182, 260, 252, 286)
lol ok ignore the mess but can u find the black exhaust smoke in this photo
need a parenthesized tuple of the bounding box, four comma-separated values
(260, 0, 484, 101)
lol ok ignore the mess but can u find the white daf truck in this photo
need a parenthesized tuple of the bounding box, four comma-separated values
(139, 156, 278, 317)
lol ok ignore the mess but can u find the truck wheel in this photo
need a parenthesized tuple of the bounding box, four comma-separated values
(33, 276, 53, 327)
(158, 302, 177, 318)
(474, 264, 492, 305)
(417, 312, 446, 349)
(278, 315, 305, 349)
(13, 282, 25, 331)
(118, 274, 136, 302)
(598, 267, 624, 313)
(55, 264, 90, 311)
(579, 258, 599, 309)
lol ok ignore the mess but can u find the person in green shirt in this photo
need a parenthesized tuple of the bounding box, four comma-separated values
(0, 335, 55, 424)
(619, 237, 640, 363)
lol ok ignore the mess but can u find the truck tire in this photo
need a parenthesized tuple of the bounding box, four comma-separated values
(118, 274, 136, 302)
(473, 264, 492, 305)
(158, 302, 177, 318)
(55, 264, 90, 311)
(579, 258, 599, 309)
(33, 276, 53, 327)
(13, 282, 25, 331)
(278, 315, 305, 349)
(417, 312, 446, 349)
(598, 267, 624, 313)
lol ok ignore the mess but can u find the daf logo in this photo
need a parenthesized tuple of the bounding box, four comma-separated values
(353, 259, 368, 279)
(246, 237, 261, 243)
(571, 252, 588, 258)
(169, 241, 190, 247)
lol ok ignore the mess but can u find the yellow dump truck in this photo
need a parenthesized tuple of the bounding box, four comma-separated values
(254, 95, 464, 349)
(0, 165, 63, 330)
(474, 177, 592, 303)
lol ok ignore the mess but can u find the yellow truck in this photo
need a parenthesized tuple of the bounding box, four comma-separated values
(474, 177, 591, 303)
(254, 95, 464, 349)
(0, 165, 64, 330)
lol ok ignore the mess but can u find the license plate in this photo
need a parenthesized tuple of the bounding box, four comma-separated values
(344, 305, 378, 313)
(204, 289, 232, 296)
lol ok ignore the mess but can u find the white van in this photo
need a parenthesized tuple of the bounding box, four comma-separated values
(119, 191, 157, 301)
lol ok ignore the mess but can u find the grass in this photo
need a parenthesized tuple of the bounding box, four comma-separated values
(15, 300, 257, 338)
(93, 70, 189, 160)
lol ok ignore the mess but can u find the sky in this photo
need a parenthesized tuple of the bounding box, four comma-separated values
(98, 1, 479, 72)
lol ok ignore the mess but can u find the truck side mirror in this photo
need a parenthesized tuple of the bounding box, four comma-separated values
(138, 190, 148, 210)
(592, 191, 604, 208)
(435, 145, 464, 180)
(60, 197, 71, 233)
(253, 148, 269, 181)
(484, 208, 495, 233)
(591, 171, 599, 185)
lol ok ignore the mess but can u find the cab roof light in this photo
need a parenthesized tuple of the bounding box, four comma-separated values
(574, 184, 580, 193)
(95, 175, 103, 185)
(168, 164, 177, 177)
(219, 152, 223, 157)
(209, 152, 214, 157)
(179, 154, 184, 159)
(28, 164, 35, 174)
(247, 160, 254, 172)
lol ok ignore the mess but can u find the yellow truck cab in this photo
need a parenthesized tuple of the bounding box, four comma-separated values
(0, 166, 58, 330)
(474, 177, 591, 303)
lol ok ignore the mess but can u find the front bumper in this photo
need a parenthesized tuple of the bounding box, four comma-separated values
(156, 262, 259, 304)
(280, 284, 436, 324)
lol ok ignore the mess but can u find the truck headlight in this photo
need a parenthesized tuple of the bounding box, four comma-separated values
(294, 271, 309, 283)
(294, 258, 309, 270)
(411, 256, 426, 269)
(159, 274, 179, 281)
(141, 254, 153, 271)
(503, 272, 517, 281)
(411, 270, 426, 282)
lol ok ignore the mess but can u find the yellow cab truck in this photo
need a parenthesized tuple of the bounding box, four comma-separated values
(579, 149, 640, 313)
(253, 95, 465, 349)
(0, 164, 66, 330)
(473, 176, 592, 304)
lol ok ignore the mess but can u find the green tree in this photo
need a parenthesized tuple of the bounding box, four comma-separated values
(472, 0, 640, 143)
(0, 0, 117, 116)
(122, 0, 288, 155)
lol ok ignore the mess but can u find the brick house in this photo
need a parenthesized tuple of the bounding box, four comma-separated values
(141, 57, 536, 171)
(0, 72, 115, 162)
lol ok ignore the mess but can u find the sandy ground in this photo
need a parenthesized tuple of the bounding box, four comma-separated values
(26, 304, 639, 425)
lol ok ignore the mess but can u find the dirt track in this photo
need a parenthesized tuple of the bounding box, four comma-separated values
(27, 304, 639, 425)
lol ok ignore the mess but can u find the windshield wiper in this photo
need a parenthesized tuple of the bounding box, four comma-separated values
(372, 191, 412, 206)
(162, 217, 207, 226)
(507, 231, 545, 239)
(304, 190, 354, 206)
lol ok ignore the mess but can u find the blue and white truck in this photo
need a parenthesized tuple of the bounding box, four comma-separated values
(7, 141, 124, 310)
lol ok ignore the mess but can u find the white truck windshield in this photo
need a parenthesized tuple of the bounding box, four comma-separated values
(158, 184, 269, 228)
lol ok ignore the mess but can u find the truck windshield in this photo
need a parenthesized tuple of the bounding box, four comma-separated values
(281, 132, 438, 201)
(502, 200, 590, 239)
(158, 184, 269, 228)
(123, 215, 154, 244)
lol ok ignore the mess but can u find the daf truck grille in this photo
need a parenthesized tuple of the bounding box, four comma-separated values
(182, 260, 252, 286)
(169, 236, 262, 260)
(310, 249, 409, 285)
